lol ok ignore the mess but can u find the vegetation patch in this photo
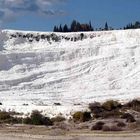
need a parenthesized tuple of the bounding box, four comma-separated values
(51, 116, 66, 123)
(72, 111, 91, 122)
(102, 100, 122, 111)
(0, 111, 22, 124)
(124, 99, 140, 112)
(23, 110, 53, 126)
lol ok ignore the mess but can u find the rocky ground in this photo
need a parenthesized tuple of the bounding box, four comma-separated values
(0, 124, 140, 140)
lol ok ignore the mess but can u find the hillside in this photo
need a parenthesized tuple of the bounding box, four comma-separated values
(0, 29, 140, 115)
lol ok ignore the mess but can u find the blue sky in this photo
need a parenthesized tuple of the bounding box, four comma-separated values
(0, 0, 140, 31)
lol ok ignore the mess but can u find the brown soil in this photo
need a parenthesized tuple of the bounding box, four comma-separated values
(0, 124, 140, 140)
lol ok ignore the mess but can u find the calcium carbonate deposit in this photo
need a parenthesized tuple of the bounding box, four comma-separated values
(0, 29, 140, 115)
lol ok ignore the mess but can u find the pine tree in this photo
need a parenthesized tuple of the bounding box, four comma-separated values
(59, 24, 63, 32)
(63, 24, 69, 32)
(76, 22, 81, 32)
(89, 21, 94, 31)
(71, 20, 77, 32)
(105, 22, 109, 30)
(134, 21, 140, 29)
(53, 26, 58, 32)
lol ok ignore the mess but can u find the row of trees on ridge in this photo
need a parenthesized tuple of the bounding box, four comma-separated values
(53, 20, 95, 32)
(53, 20, 140, 33)
(124, 21, 140, 29)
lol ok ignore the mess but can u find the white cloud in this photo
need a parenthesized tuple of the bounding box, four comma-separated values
(0, 0, 67, 24)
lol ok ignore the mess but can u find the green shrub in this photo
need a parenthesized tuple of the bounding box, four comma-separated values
(51, 116, 66, 123)
(30, 110, 44, 125)
(102, 100, 122, 111)
(42, 117, 53, 126)
(124, 99, 140, 112)
(0, 111, 22, 124)
(89, 102, 103, 117)
(23, 117, 32, 124)
(82, 112, 92, 122)
(73, 111, 91, 122)
(100, 110, 123, 119)
(0, 111, 11, 120)
(73, 111, 83, 122)
(23, 110, 53, 126)
(7, 117, 22, 124)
